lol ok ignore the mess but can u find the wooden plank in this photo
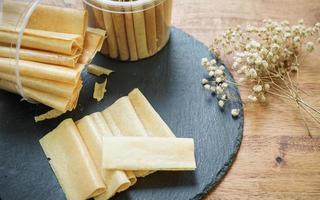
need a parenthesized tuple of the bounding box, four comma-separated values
(210, 135, 320, 199)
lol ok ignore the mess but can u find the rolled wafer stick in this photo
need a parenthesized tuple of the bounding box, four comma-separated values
(101, 41, 109, 55)
(155, 2, 166, 49)
(132, 6, 149, 59)
(0, 46, 79, 68)
(0, 57, 81, 84)
(144, 5, 157, 55)
(0, 72, 78, 98)
(124, 6, 139, 61)
(163, 0, 173, 27)
(102, 5, 119, 58)
(0, 79, 70, 112)
(163, 0, 172, 42)
(111, 10, 130, 61)
(93, 9, 106, 29)
(0, 26, 82, 55)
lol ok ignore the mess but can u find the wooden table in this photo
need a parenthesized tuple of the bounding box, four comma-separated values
(171, 0, 320, 199)
(44, 0, 320, 199)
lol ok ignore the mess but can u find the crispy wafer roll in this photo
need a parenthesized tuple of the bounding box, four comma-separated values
(155, 2, 166, 49)
(144, 5, 157, 55)
(102, 6, 119, 58)
(111, 10, 130, 60)
(0, 26, 82, 55)
(132, 6, 149, 59)
(0, 57, 81, 84)
(124, 7, 139, 61)
(0, 46, 79, 68)
(0, 79, 70, 112)
(0, 72, 78, 98)
(163, 0, 172, 42)
(93, 9, 106, 29)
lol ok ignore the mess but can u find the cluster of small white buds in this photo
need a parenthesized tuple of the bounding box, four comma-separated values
(201, 57, 240, 117)
(209, 19, 320, 104)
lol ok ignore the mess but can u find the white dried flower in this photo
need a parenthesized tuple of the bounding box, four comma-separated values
(248, 68, 257, 78)
(305, 42, 314, 52)
(219, 65, 225, 70)
(218, 100, 225, 108)
(222, 82, 228, 88)
(291, 66, 299, 72)
(264, 83, 270, 91)
(253, 85, 263, 92)
(201, 57, 209, 66)
(204, 84, 211, 90)
(293, 36, 300, 43)
(231, 109, 240, 117)
(210, 59, 217, 65)
(259, 94, 266, 102)
(214, 69, 224, 76)
(248, 95, 257, 102)
(216, 86, 224, 94)
(207, 66, 217, 71)
(221, 94, 227, 100)
(232, 62, 238, 69)
(216, 77, 223, 83)
(208, 71, 215, 77)
(201, 78, 208, 85)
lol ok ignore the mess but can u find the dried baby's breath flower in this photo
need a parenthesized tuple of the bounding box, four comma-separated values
(218, 100, 225, 108)
(201, 19, 320, 136)
(201, 78, 209, 85)
(231, 109, 240, 117)
(201, 56, 239, 113)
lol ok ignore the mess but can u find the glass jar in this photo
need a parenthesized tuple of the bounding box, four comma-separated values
(83, 0, 173, 61)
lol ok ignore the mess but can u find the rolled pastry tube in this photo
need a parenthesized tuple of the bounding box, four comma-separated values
(132, 6, 149, 59)
(163, 0, 172, 42)
(124, 6, 139, 61)
(0, 57, 81, 84)
(144, 4, 157, 55)
(155, 2, 166, 49)
(0, 26, 82, 55)
(0, 79, 70, 112)
(101, 5, 119, 58)
(0, 46, 79, 68)
(0, 72, 78, 98)
(111, 9, 130, 60)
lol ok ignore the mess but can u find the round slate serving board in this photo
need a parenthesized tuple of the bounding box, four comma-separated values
(0, 27, 243, 200)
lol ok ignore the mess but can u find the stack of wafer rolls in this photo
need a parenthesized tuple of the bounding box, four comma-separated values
(0, 2, 106, 112)
(85, 0, 172, 61)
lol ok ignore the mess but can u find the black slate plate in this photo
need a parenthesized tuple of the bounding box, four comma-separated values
(0, 27, 243, 200)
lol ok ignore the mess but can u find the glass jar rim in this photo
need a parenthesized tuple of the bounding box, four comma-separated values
(82, 0, 166, 13)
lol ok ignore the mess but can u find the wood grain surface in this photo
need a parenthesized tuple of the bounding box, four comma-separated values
(44, 0, 320, 199)
(171, 0, 320, 199)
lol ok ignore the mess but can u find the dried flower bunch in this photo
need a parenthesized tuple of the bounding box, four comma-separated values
(201, 19, 320, 133)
